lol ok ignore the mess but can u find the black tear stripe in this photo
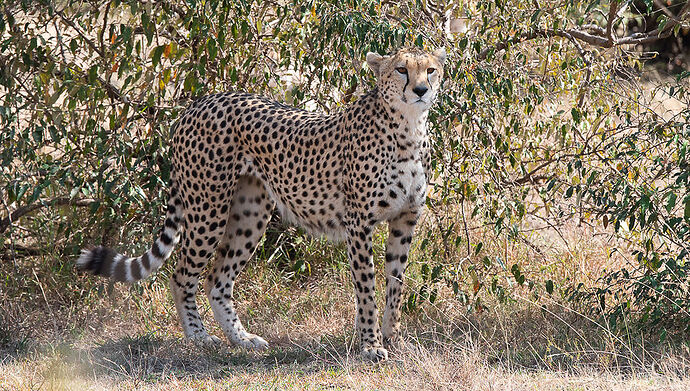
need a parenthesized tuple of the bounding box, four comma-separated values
(402, 60, 410, 103)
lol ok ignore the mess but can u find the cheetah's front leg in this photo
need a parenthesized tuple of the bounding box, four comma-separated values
(346, 223, 387, 361)
(383, 209, 420, 348)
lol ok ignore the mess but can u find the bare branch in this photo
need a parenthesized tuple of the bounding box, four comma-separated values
(99, 1, 112, 54)
(0, 198, 97, 234)
(556, 28, 609, 49)
(477, 28, 608, 60)
(580, 24, 607, 36)
(478, 0, 690, 60)
(606, 0, 619, 45)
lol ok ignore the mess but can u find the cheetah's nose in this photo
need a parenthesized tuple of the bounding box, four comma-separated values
(412, 86, 428, 97)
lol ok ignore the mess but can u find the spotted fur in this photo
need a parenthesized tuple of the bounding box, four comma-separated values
(77, 47, 446, 361)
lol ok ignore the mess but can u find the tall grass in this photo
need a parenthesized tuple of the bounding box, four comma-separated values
(2, 203, 690, 389)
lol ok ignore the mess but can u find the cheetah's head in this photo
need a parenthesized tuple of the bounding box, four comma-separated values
(366, 47, 446, 115)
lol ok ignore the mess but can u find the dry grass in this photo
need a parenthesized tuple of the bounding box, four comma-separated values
(3, 336, 688, 391)
(2, 169, 690, 389)
(2, 216, 690, 390)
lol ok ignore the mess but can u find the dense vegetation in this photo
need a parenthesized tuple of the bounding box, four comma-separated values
(1, 0, 690, 341)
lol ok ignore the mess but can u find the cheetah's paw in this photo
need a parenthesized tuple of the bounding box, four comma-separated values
(188, 334, 223, 348)
(362, 345, 388, 362)
(235, 332, 269, 351)
(383, 333, 403, 350)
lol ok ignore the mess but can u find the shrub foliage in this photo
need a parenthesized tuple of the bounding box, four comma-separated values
(1, 0, 690, 334)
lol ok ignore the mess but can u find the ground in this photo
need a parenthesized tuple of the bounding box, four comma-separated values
(2, 219, 690, 390)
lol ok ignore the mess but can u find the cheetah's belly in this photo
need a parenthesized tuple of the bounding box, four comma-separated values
(257, 175, 348, 242)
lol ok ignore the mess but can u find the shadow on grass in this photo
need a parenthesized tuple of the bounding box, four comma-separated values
(34, 332, 360, 382)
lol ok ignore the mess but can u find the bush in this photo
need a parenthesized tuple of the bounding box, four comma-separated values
(1, 0, 689, 334)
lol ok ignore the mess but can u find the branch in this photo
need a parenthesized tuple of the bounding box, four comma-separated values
(653, 0, 679, 20)
(510, 158, 557, 186)
(580, 24, 607, 36)
(510, 174, 550, 186)
(478, 28, 606, 60)
(42, 50, 133, 106)
(0, 198, 97, 234)
(606, 0, 619, 45)
(556, 28, 610, 47)
(132, 26, 192, 49)
(99, 1, 112, 55)
(477, 30, 539, 60)
(55, 9, 105, 58)
(478, 2, 690, 60)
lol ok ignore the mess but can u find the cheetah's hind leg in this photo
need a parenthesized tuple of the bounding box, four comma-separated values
(204, 175, 274, 350)
(169, 171, 237, 348)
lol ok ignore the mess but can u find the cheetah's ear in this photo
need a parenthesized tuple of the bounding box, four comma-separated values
(432, 48, 447, 66)
(366, 52, 384, 77)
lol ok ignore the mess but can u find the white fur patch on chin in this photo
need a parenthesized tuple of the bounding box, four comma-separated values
(391, 99, 430, 128)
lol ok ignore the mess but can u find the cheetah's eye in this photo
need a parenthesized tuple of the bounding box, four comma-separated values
(427, 68, 436, 74)
(395, 67, 407, 75)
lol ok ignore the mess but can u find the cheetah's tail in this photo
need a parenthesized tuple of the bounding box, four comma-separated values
(76, 187, 183, 283)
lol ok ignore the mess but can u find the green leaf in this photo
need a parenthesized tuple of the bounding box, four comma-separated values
(666, 192, 677, 213)
(32, 128, 43, 144)
(152, 45, 165, 67)
(414, 34, 423, 47)
(429, 288, 437, 304)
(88, 65, 98, 84)
(546, 280, 554, 294)
(571, 107, 581, 123)
(69, 38, 78, 53)
(565, 186, 574, 198)
(48, 125, 60, 143)
(511, 263, 519, 277)
(657, 14, 668, 31)
(15, 183, 30, 202)
(474, 242, 483, 255)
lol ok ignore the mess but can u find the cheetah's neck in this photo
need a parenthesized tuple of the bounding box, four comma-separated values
(369, 89, 429, 159)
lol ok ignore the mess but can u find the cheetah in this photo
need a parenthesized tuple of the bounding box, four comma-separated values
(77, 47, 446, 361)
